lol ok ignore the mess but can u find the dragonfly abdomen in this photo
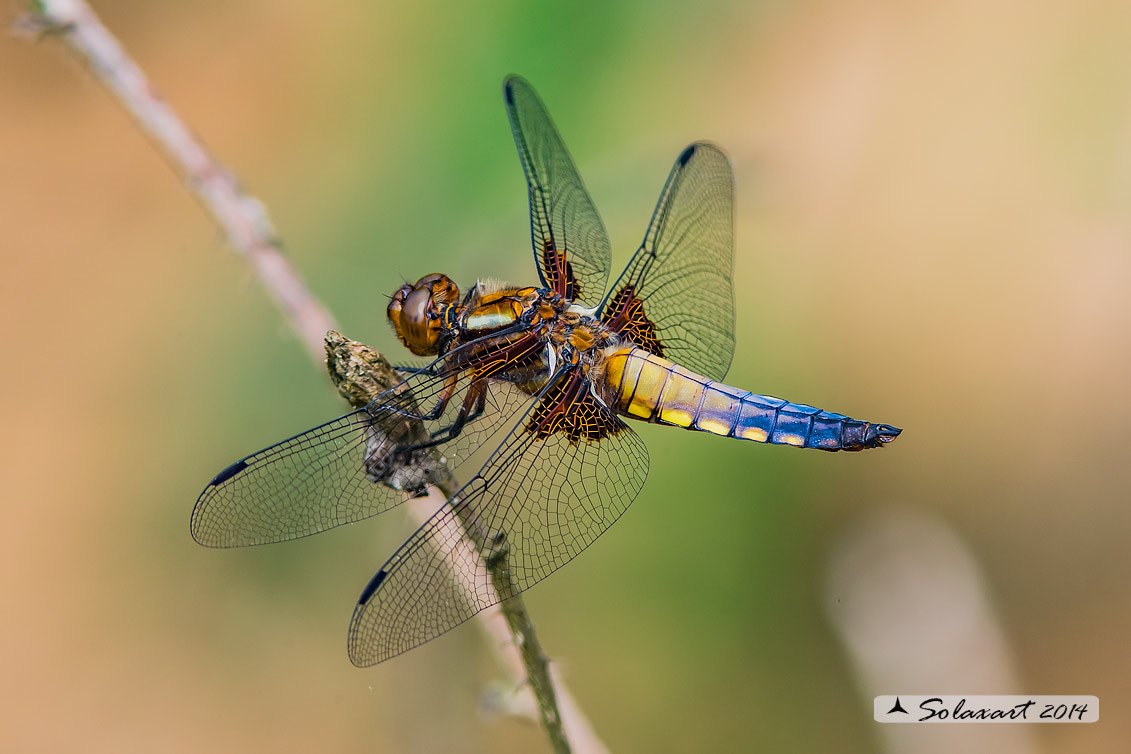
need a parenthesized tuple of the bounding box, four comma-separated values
(603, 347, 900, 451)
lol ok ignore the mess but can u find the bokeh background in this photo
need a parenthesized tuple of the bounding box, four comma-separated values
(3, 1, 1129, 752)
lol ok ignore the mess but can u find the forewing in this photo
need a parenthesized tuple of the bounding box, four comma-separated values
(504, 75, 612, 305)
(191, 364, 533, 548)
(347, 371, 649, 665)
(602, 142, 735, 381)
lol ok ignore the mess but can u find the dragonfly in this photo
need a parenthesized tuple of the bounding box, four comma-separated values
(192, 75, 901, 666)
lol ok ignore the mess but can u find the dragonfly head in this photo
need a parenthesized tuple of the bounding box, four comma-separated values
(388, 273, 461, 356)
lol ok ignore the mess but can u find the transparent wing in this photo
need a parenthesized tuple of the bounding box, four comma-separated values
(191, 361, 534, 548)
(347, 370, 649, 665)
(504, 75, 612, 305)
(601, 142, 735, 381)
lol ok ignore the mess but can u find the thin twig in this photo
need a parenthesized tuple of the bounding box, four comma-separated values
(21, 2, 604, 752)
(21, 0, 334, 360)
(325, 335, 597, 754)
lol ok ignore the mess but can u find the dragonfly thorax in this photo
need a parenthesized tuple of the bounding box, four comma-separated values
(459, 281, 547, 337)
(417, 279, 626, 401)
(546, 308, 620, 365)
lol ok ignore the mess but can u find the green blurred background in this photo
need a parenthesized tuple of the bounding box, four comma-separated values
(3, 1, 1129, 751)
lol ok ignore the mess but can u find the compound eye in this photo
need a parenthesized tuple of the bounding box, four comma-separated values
(402, 286, 434, 327)
(387, 274, 458, 356)
(390, 283, 414, 305)
(388, 286, 441, 355)
(386, 283, 413, 334)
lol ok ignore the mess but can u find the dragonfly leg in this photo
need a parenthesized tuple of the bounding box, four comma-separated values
(395, 378, 488, 456)
(407, 371, 460, 422)
(429, 381, 488, 442)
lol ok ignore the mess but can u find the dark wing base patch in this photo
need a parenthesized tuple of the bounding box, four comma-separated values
(601, 285, 664, 358)
(542, 238, 579, 300)
(526, 369, 625, 443)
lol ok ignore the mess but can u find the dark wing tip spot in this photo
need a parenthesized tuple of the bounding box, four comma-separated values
(209, 459, 249, 486)
(358, 569, 388, 606)
(678, 144, 697, 166)
(504, 78, 517, 105)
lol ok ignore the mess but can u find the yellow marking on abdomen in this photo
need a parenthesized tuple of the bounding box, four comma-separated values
(694, 385, 740, 436)
(655, 364, 707, 428)
(608, 349, 711, 427)
(604, 348, 889, 452)
(608, 349, 746, 436)
(606, 348, 667, 419)
(630, 356, 672, 419)
(739, 426, 768, 442)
